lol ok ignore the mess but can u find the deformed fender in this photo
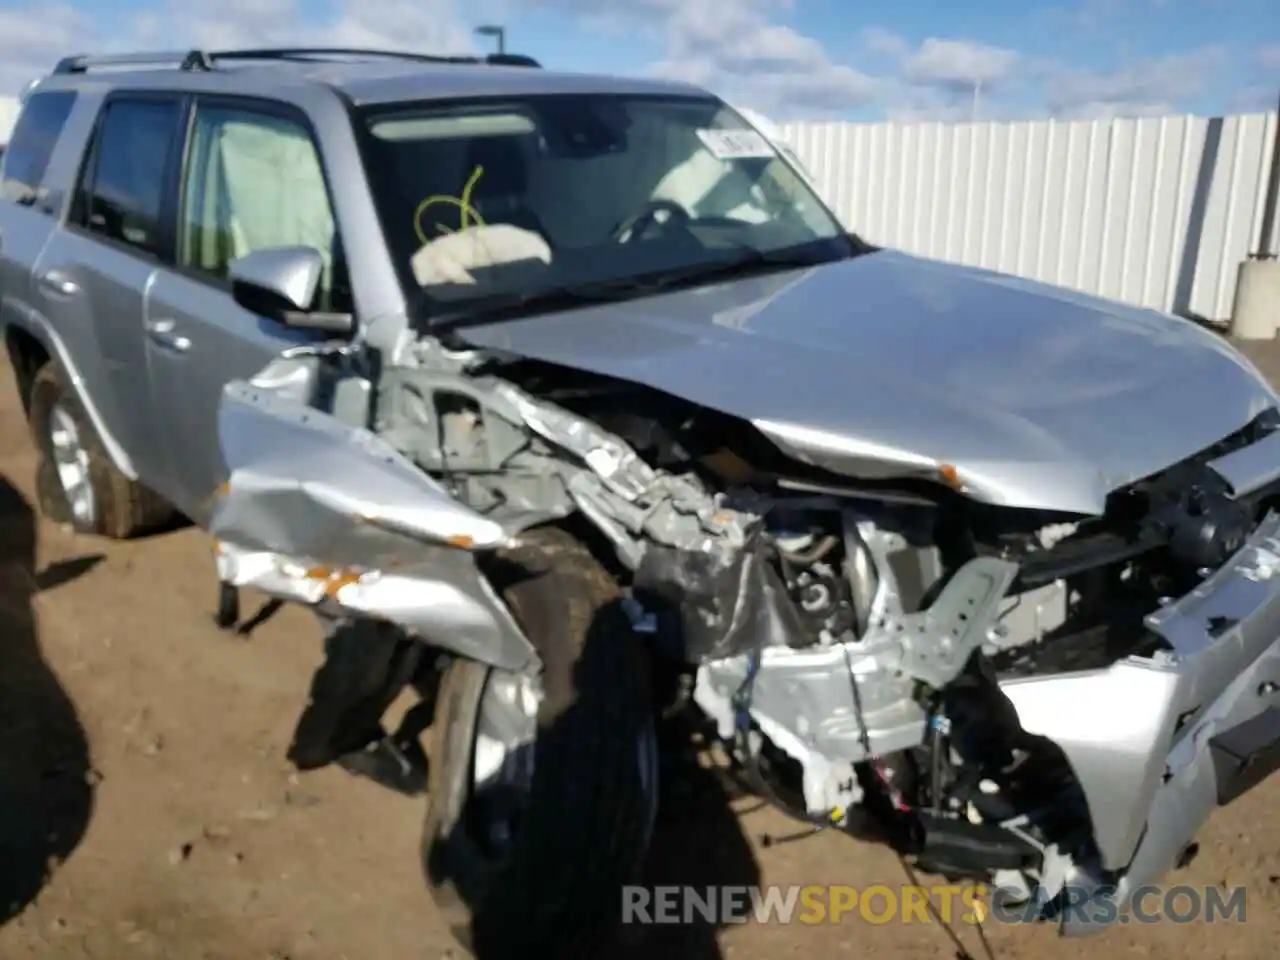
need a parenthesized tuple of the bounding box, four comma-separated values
(208, 379, 542, 675)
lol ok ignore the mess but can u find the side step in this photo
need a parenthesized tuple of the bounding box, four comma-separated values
(1209, 706, 1280, 805)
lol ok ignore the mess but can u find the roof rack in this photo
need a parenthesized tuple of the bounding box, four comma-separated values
(51, 47, 541, 75)
(52, 50, 214, 74)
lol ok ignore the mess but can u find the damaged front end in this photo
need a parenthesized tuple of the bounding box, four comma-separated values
(208, 339, 1280, 936)
(205, 343, 781, 673)
(685, 409, 1280, 935)
(208, 367, 538, 674)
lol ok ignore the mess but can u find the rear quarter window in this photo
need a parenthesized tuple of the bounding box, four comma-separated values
(0, 90, 77, 208)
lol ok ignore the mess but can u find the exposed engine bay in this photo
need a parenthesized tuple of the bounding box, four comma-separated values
(210, 334, 1280, 929)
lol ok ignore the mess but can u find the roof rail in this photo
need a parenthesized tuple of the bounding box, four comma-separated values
(52, 50, 214, 74)
(484, 53, 541, 68)
(51, 47, 541, 75)
(207, 47, 541, 68)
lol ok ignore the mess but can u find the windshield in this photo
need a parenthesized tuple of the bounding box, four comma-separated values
(357, 93, 851, 323)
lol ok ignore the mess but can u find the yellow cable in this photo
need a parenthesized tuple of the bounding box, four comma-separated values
(412, 165, 486, 246)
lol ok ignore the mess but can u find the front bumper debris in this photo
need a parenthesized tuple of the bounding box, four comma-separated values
(1001, 511, 1280, 934)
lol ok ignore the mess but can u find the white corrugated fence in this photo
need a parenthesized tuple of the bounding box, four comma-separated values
(2, 92, 1277, 321)
(780, 113, 1280, 323)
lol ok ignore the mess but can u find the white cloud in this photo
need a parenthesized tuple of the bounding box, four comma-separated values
(0, 0, 879, 119)
(151, 0, 478, 58)
(0, 0, 479, 96)
(1036, 47, 1225, 116)
(902, 38, 1020, 90)
(1067, 0, 1129, 30)
(843, 26, 1234, 123)
(859, 26, 910, 60)
(1228, 84, 1279, 115)
(881, 94, 975, 124)
(0, 0, 1265, 125)
(534, 0, 880, 118)
(0, 4, 99, 94)
(1050, 99, 1178, 120)
(1045, 0, 1175, 32)
(855, 32, 1019, 121)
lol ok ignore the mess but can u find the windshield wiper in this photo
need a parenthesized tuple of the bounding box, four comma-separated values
(427, 282, 642, 331)
(426, 245, 836, 332)
(612, 245, 832, 293)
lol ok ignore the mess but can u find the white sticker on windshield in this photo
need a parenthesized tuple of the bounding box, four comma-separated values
(696, 128, 777, 161)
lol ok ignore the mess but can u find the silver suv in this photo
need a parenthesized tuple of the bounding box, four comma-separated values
(7, 45, 1280, 959)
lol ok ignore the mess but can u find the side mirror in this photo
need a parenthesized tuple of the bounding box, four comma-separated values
(228, 246, 355, 336)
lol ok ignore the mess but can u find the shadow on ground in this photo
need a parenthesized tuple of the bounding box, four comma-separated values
(0, 475, 99, 924)
(612, 719, 764, 960)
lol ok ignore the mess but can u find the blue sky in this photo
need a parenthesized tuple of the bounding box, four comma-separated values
(1, 0, 1277, 121)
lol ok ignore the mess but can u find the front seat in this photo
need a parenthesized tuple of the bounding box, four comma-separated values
(462, 135, 549, 242)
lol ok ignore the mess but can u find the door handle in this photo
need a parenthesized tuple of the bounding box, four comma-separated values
(37, 269, 80, 298)
(144, 318, 192, 353)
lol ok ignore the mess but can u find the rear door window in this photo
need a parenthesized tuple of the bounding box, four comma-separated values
(75, 97, 182, 259)
(0, 90, 78, 207)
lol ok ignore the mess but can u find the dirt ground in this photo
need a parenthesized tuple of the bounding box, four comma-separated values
(5, 340, 1280, 960)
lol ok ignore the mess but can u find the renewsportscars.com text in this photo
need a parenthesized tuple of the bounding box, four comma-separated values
(621, 883, 1248, 926)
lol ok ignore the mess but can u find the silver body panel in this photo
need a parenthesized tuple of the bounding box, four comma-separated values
(1008, 513, 1280, 932)
(462, 250, 1277, 515)
(208, 369, 538, 674)
(1207, 426, 1280, 496)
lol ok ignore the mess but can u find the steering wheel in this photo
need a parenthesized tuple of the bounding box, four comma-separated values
(613, 199, 691, 243)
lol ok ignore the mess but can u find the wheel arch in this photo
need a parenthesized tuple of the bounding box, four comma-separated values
(3, 317, 138, 479)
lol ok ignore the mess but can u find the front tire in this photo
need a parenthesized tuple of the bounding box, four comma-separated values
(27, 360, 171, 538)
(422, 526, 658, 959)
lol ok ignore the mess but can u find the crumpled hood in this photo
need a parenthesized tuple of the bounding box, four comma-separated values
(459, 249, 1278, 515)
